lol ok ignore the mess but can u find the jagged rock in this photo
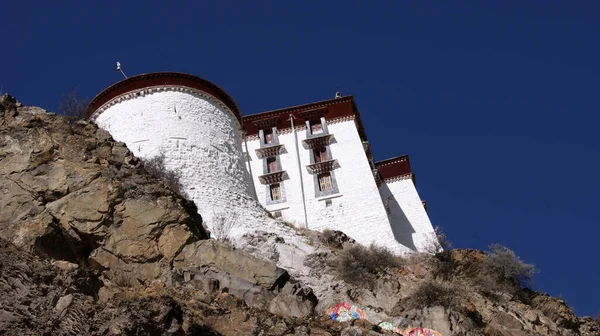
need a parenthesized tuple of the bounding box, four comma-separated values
(173, 239, 288, 290)
(269, 280, 318, 318)
(579, 316, 600, 336)
(0, 99, 207, 284)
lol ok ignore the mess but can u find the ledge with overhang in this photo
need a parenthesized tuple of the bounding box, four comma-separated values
(302, 133, 335, 149)
(306, 159, 340, 174)
(258, 171, 289, 185)
(255, 144, 285, 159)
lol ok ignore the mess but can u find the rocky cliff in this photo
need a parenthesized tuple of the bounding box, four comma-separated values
(0, 94, 598, 335)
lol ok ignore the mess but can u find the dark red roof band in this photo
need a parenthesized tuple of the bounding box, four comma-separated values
(375, 155, 413, 181)
(242, 96, 368, 141)
(84, 72, 241, 122)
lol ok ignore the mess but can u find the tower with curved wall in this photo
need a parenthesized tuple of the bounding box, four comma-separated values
(85, 72, 265, 235)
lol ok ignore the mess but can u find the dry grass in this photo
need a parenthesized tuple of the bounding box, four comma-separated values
(58, 89, 89, 120)
(402, 279, 462, 311)
(400, 243, 537, 307)
(336, 243, 400, 289)
(111, 270, 140, 288)
(485, 244, 535, 288)
(421, 226, 453, 254)
(141, 153, 185, 196)
(465, 244, 536, 299)
(210, 212, 238, 243)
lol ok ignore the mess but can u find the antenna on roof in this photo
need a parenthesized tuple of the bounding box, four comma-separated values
(335, 86, 342, 99)
(116, 62, 128, 79)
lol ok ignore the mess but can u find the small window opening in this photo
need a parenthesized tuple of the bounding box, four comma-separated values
(270, 183, 281, 201)
(314, 147, 328, 163)
(310, 119, 323, 134)
(325, 199, 332, 207)
(318, 173, 332, 191)
(266, 157, 277, 173)
(272, 211, 282, 218)
(264, 128, 275, 144)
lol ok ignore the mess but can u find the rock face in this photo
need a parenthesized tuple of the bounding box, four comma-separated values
(0, 236, 374, 335)
(0, 94, 598, 335)
(0, 93, 206, 282)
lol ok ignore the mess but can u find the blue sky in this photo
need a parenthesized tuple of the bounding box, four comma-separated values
(2, 1, 598, 317)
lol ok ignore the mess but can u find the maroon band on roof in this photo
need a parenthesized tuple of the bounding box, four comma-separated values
(241, 96, 368, 141)
(375, 155, 412, 180)
(84, 72, 241, 122)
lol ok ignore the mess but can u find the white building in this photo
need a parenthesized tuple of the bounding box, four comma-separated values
(85, 72, 437, 253)
(242, 95, 436, 252)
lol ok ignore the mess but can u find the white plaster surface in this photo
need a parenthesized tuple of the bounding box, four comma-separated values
(378, 179, 437, 251)
(93, 88, 278, 238)
(245, 119, 415, 254)
(91, 86, 323, 283)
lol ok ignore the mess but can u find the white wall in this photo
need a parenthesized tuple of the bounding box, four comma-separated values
(245, 119, 412, 254)
(92, 87, 269, 235)
(379, 178, 437, 252)
(91, 86, 435, 255)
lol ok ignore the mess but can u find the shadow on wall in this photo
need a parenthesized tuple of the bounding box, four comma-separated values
(379, 183, 418, 251)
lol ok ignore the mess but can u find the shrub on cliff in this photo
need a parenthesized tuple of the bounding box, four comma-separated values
(402, 279, 461, 311)
(337, 243, 399, 289)
(421, 226, 453, 254)
(471, 244, 536, 298)
(58, 89, 89, 119)
(485, 244, 536, 288)
(211, 212, 238, 243)
(141, 153, 185, 196)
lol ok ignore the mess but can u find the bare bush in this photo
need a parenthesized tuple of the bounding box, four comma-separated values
(111, 270, 139, 288)
(211, 212, 238, 243)
(421, 226, 452, 254)
(59, 89, 89, 119)
(402, 279, 461, 311)
(485, 244, 536, 289)
(337, 243, 399, 289)
(468, 244, 536, 299)
(436, 226, 453, 250)
(141, 153, 185, 195)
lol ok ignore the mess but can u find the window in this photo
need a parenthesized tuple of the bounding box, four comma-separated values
(314, 147, 328, 163)
(272, 210, 282, 218)
(266, 157, 277, 173)
(318, 173, 332, 191)
(325, 199, 332, 207)
(270, 183, 281, 201)
(310, 119, 323, 134)
(264, 128, 274, 144)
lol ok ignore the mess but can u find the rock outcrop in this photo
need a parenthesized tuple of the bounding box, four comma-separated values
(0, 93, 206, 282)
(0, 236, 378, 335)
(0, 94, 598, 335)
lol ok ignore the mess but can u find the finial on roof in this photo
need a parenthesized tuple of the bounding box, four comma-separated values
(116, 61, 128, 79)
(335, 87, 342, 99)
